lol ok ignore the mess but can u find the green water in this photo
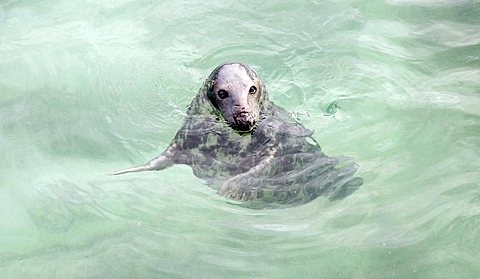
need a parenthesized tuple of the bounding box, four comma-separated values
(1, 0, 479, 278)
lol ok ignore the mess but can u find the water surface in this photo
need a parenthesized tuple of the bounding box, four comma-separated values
(1, 0, 479, 278)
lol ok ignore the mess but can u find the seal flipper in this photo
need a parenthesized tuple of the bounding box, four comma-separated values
(219, 146, 277, 200)
(109, 144, 179, 175)
(109, 165, 152, 175)
(109, 153, 174, 175)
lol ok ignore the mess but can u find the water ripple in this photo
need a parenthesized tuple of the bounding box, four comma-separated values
(1, 0, 480, 278)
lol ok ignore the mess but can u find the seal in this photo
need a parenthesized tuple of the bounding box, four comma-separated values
(111, 62, 362, 208)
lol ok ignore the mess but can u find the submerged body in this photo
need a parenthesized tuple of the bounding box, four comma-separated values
(112, 62, 362, 208)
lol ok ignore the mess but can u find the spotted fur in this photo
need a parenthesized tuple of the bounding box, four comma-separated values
(112, 62, 362, 208)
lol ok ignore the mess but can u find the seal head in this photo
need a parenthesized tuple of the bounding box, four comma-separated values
(206, 62, 267, 132)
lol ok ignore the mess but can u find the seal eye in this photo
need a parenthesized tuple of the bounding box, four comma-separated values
(217, 89, 229, 99)
(249, 86, 257, 95)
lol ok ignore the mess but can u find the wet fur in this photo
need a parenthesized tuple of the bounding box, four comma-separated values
(112, 62, 362, 208)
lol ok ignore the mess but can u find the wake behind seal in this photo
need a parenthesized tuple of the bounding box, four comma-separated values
(111, 62, 363, 208)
